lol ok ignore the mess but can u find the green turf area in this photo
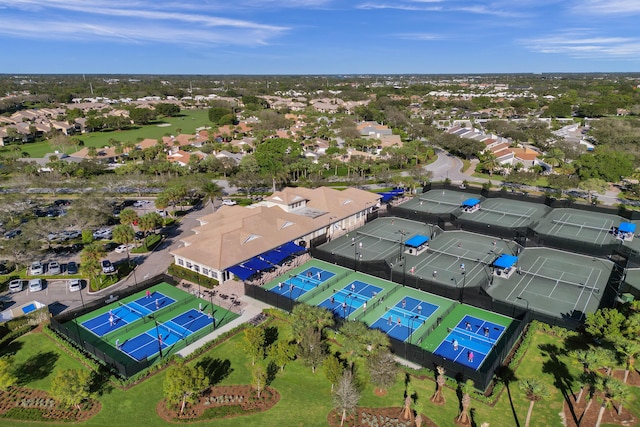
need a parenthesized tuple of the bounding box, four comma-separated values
(66, 282, 239, 367)
(14, 109, 211, 158)
(1, 316, 639, 426)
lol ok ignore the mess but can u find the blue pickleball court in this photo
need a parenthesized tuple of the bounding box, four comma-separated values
(269, 268, 335, 300)
(318, 280, 383, 319)
(432, 315, 505, 370)
(371, 296, 439, 342)
(81, 291, 176, 337)
(118, 308, 213, 361)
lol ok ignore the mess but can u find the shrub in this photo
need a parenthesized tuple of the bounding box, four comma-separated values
(167, 264, 218, 288)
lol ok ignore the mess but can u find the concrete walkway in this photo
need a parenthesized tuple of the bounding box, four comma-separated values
(177, 296, 271, 357)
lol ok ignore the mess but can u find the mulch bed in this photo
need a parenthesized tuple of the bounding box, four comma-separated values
(562, 370, 639, 427)
(157, 384, 279, 423)
(0, 386, 101, 422)
(327, 407, 438, 427)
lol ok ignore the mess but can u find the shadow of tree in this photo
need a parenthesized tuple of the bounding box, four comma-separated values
(540, 343, 578, 426)
(264, 326, 279, 348)
(196, 357, 233, 386)
(14, 351, 59, 385)
(496, 365, 520, 427)
(0, 340, 23, 358)
(88, 364, 114, 396)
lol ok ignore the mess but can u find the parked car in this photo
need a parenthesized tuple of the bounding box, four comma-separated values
(135, 231, 145, 240)
(30, 261, 44, 276)
(48, 261, 61, 275)
(101, 260, 115, 274)
(222, 199, 237, 206)
(28, 278, 43, 292)
(9, 279, 27, 293)
(93, 228, 112, 240)
(68, 279, 82, 292)
(115, 244, 134, 254)
(0, 262, 8, 275)
(66, 261, 78, 275)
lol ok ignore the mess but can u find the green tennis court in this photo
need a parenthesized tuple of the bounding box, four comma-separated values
(65, 282, 239, 366)
(401, 231, 513, 290)
(486, 247, 613, 319)
(534, 208, 620, 245)
(401, 189, 472, 214)
(319, 217, 434, 262)
(459, 198, 549, 228)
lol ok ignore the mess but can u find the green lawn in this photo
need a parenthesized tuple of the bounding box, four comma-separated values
(1, 318, 639, 427)
(11, 109, 211, 158)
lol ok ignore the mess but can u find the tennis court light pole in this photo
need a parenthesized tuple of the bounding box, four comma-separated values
(408, 315, 419, 345)
(148, 316, 163, 358)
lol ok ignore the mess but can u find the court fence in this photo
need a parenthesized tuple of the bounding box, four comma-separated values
(49, 273, 179, 378)
(390, 182, 638, 258)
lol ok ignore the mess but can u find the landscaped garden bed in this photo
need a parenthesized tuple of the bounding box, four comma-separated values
(327, 407, 437, 427)
(0, 386, 101, 422)
(157, 385, 279, 422)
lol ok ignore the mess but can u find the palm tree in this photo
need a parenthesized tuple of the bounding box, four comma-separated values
(543, 147, 565, 168)
(456, 379, 474, 424)
(594, 376, 626, 427)
(518, 378, 550, 427)
(570, 348, 599, 401)
(200, 181, 223, 212)
(431, 365, 446, 404)
(613, 337, 640, 384)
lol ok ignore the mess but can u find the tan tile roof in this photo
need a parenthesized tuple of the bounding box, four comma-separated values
(172, 186, 380, 270)
(511, 147, 539, 161)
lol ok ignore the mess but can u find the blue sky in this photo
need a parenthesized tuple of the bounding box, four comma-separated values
(1, 0, 639, 74)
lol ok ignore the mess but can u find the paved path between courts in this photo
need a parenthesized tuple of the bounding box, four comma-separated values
(177, 297, 271, 357)
(177, 294, 425, 371)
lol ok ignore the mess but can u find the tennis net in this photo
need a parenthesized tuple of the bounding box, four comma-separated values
(156, 320, 190, 341)
(418, 198, 461, 207)
(518, 269, 600, 293)
(386, 306, 428, 322)
(356, 231, 401, 245)
(453, 327, 495, 345)
(118, 301, 150, 321)
(428, 247, 497, 264)
(480, 207, 531, 219)
(551, 219, 611, 233)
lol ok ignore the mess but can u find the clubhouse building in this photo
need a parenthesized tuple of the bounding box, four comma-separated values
(171, 186, 381, 283)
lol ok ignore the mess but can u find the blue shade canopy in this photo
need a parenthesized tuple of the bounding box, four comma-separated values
(261, 249, 290, 264)
(243, 257, 272, 271)
(278, 241, 305, 255)
(493, 254, 518, 269)
(405, 235, 429, 247)
(378, 193, 394, 202)
(619, 222, 636, 233)
(462, 198, 481, 207)
(227, 265, 255, 280)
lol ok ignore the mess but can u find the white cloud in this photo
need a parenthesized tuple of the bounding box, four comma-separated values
(521, 31, 640, 59)
(0, 18, 284, 46)
(575, 0, 640, 15)
(394, 32, 443, 40)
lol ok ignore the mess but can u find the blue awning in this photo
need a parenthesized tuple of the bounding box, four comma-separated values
(378, 193, 395, 202)
(619, 222, 636, 233)
(493, 254, 518, 269)
(261, 249, 290, 264)
(405, 235, 429, 247)
(227, 265, 255, 280)
(243, 257, 272, 271)
(462, 198, 481, 207)
(389, 189, 405, 195)
(278, 241, 305, 255)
